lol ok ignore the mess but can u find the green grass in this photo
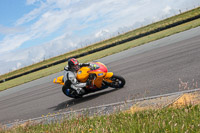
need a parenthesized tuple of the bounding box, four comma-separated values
(0, 7, 200, 82)
(1, 17, 200, 91)
(1, 104, 200, 133)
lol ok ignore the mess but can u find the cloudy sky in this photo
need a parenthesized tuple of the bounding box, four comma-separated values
(0, 0, 199, 75)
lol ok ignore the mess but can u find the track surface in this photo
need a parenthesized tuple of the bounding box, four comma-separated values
(0, 27, 200, 124)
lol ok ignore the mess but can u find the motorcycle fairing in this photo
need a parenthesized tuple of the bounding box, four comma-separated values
(84, 68, 106, 88)
(104, 72, 114, 83)
(77, 67, 90, 83)
(89, 62, 108, 73)
(53, 75, 64, 85)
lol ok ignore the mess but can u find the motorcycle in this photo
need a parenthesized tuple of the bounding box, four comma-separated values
(53, 61, 125, 98)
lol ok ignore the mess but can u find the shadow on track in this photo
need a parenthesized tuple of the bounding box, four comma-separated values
(49, 88, 120, 111)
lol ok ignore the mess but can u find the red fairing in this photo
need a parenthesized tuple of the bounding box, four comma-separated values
(90, 62, 108, 73)
(98, 62, 108, 72)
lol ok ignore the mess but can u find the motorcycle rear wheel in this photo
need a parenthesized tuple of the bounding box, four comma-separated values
(109, 75, 125, 88)
(62, 86, 82, 99)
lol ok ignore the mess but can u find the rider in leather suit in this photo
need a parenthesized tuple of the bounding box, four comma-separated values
(63, 58, 90, 97)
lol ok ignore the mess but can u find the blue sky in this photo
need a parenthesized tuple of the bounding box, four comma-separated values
(0, 0, 200, 75)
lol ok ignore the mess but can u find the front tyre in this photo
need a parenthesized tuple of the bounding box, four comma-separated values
(109, 75, 125, 88)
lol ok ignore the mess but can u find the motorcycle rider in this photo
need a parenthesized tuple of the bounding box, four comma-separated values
(63, 58, 90, 97)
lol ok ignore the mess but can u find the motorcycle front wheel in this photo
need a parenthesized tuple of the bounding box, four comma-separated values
(109, 75, 125, 88)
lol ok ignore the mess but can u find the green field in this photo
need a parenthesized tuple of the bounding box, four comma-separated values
(0, 7, 200, 91)
(1, 104, 200, 133)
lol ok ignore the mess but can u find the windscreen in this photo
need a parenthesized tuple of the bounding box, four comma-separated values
(90, 63, 100, 70)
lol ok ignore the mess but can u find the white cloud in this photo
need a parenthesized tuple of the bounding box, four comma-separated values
(16, 6, 45, 26)
(17, 62, 22, 68)
(152, 16, 160, 22)
(26, 0, 42, 5)
(48, 0, 71, 8)
(163, 6, 172, 14)
(36, 10, 69, 34)
(0, 34, 30, 53)
(95, 29, 109, 38)
(0, 25, 25, 35)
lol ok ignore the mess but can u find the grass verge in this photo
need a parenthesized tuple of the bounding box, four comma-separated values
(1, 17, 200, 91)
(1, 104, 200, 132)
(0, 7, 200, 82)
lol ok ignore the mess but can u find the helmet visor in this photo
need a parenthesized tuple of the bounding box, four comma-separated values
(72, 65, 80, 71)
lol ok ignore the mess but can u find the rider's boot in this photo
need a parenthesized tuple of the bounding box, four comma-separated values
(71, 84, 85, 95)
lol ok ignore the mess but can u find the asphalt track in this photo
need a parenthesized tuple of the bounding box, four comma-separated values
(0, 26, 200, 124)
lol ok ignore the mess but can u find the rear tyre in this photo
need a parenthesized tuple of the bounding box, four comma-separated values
(109, 75, 125, 88)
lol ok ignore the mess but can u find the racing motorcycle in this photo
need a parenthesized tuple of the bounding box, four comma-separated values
(53, 62, 125, 98)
